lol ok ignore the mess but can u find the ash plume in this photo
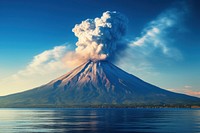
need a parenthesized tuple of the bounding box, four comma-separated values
(72, 11, 128, 62)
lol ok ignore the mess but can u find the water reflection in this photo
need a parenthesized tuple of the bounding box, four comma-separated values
(0, 108, 199, 133)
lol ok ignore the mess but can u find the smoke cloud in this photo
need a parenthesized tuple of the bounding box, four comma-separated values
(72, 11, 128, 61)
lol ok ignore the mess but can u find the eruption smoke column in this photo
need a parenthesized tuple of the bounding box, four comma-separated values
(72, 11, 128, 61)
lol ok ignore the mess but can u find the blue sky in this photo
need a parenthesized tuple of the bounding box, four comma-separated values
(0, 0, 200, 97)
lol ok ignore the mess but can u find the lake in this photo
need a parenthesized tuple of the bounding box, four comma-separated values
(0, 108, 199, 133)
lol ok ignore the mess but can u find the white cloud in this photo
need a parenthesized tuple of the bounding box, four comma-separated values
(167, 85, 200, 98)
(14, 45, 68, 77)
(0, 45, 72, 96)
(184, 85, 192, 89)
(116, 2, 188, 79)
(184, 90, 200, 98)
(130, 2, 187, 60)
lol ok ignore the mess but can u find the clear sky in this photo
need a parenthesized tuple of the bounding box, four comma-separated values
(0, 0, 200, 97)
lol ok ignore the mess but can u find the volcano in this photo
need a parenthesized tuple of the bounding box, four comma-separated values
(0, 60, 199, 107)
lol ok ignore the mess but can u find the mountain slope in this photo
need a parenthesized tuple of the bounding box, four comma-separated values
(0, 60, 199, 107)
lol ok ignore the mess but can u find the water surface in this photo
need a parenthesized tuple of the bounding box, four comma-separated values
(0, 108, 199, 133)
